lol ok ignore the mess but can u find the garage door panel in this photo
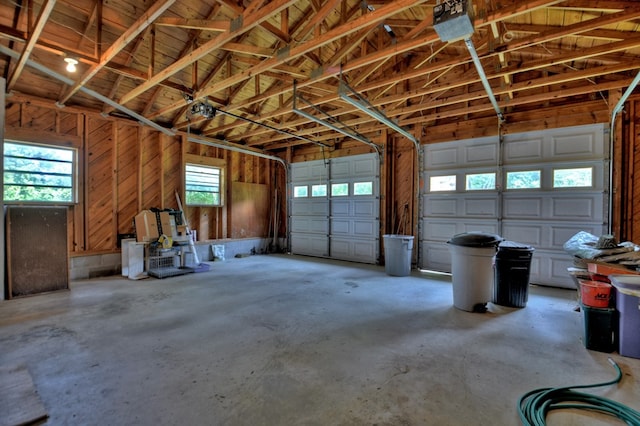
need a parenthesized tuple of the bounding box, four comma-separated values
(291, 199, 329, 216)
(290, 233, 328, 257)
(502, 221, 544, 247)
(331, 219, 377, 237)
(551, 132, 602, 158)
(423, 196, 458, 216)
(291, 217, 328, 234)
(354, 199, 377, 216)
(420, 241, 451, 272)
(504, 138, 544, 162)
(552, 196, 603, 221)
(463, 196, 499, 217)
(331, 200, 351, 216)
(427, 145, 458, 168)
(465, 143, 498, 164)
(503, 197, 543, 218)
(551, 223, 607, 247)
(422, 221, 459, 240)
(331, 237, 377, 263)
(291, 162, 329, 181)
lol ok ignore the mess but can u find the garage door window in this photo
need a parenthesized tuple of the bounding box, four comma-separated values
(430, 175, 456, 192)
(331, 183, 349, 196)
(3, 140, 76, 204)
(553, 167, 592, 188)
(354, 181, 373, 195)
(311, 184, 327, 197)
(506, 170, 541, 189)
(294, 185, 308, 197)
(466, 173, 496, 190)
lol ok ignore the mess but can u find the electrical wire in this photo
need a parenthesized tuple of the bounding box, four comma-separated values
(518, 358, 640, 425)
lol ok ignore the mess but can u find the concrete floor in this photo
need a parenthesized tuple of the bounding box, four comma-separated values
(1, 254, 639, 426)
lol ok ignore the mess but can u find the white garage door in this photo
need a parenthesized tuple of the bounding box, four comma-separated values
(290, 153, 380, 263)
(420, 123, 608, 288)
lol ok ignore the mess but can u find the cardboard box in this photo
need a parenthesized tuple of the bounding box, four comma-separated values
(134, 210, 159, 242)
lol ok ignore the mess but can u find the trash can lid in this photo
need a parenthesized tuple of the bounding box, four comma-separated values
(447, 232, 502, 247)
(498, 240, 535, 251)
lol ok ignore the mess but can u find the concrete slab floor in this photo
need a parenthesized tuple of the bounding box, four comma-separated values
(1, 254, 639, 426)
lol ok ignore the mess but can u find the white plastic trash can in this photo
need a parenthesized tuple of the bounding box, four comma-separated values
(447, 232, 502, 312)
(384, 234, 414, 276)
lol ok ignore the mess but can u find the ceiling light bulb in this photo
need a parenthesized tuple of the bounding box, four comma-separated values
(64, 58, 78, 72)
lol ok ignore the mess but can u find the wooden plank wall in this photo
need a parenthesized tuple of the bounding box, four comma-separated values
(4, 99, 280, 256)
(616, 95, 640, 243)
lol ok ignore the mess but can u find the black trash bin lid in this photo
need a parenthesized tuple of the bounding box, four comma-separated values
(447, 232, 502, 247)
(498, 240, 535, 252)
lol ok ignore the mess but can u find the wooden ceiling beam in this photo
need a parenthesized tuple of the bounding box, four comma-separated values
(154, 18, 230, 31)
(117, 0, 296, 106)
(7, 0, 56, 91)
(57, 0, 176, 105)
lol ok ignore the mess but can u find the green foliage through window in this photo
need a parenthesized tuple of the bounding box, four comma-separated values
(506, 170, 541, 189)
(553, 167, 592, 188)
(331, 183, 349, 196)
(311, 184, 327, 197)
(466, 173, 496, 190)
(185, 164, 222, 206)
(354, 181, 373, 195)
(3, 141, 75, 203)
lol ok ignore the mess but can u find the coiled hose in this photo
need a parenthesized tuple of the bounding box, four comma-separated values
(518, 358, 640, 425)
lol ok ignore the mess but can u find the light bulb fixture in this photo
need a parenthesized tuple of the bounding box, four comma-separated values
(64, 57, 78, 72)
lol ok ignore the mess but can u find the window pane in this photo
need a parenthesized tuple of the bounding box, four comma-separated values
(430, 175, 456, 192)
(185, 164, 222, 206)
(466, 173, 496, 190)
(354, 181, 373, 195)
(331, 183, 349, 196)
(553, 167, 592, 188)
(294, 185, 308, 197)
(506, 170, 541, 189)
(311, 184, 327, 197)
(3, 141, 76, 203)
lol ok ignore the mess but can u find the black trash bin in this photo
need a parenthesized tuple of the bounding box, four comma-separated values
(493, 241, 535, 308)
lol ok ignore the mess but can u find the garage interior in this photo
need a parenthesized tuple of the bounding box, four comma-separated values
(2, 0, 640, 424)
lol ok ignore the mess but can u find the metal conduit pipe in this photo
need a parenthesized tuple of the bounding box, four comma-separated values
(464, 38, 504, 122)
(187, 134, 287, 168)
(608, 69, 640, 234)
(0, 44, 175, 136)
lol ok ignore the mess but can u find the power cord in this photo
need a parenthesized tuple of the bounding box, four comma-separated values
(518, 358, 640, 425)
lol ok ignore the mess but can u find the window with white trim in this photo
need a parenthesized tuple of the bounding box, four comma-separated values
(506, 170, 541, 189)
(429, 175, 456, 192)
(3, 140, 77, 203)
(553, 167, 593, 188)
(466, 172, 496, 190)
(331, 183, 349, 196)
(185, 164, 222, 206)
(294, 185, 308, 198)
(354, 181, 373, 195)
(311, 184, 327, 197)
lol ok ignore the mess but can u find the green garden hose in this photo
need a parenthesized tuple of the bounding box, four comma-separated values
(518, 358, 640, 425)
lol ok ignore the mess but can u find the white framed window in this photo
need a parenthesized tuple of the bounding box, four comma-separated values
(294, 185, 308, 198)
(506, 170, 541, 189)
(185, 164, 222, 206)
(3, 140, 77, 204)
(553, 167, 593, 188)
(466, 172, 496, 190)
(331, 183, 349, 196)
(311, 184, 327, 197)
(429, 175, 456, 192)
(353, 181, 373, 195)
